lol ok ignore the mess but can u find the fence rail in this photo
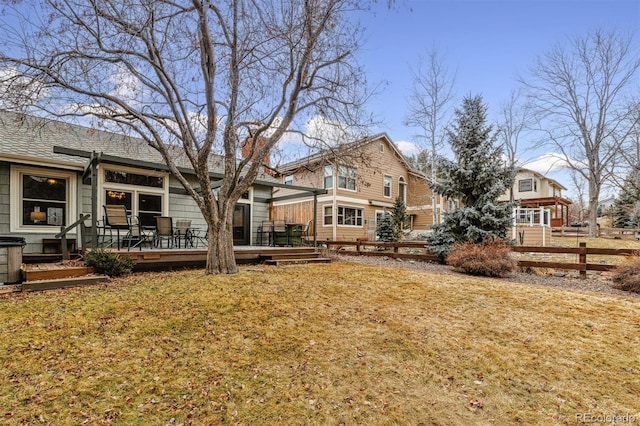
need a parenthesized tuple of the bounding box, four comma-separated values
(552, 226, 640, 240)
(324, 240, 637, 278)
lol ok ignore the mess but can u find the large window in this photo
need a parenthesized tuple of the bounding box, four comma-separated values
(22, 174, 67, 227)
(10, 166, 77, 231)
(102, 166, 167, 227)
(338, 166, 357, 191)
(337, 206, 363, 226)
(383, 175, 392, 198)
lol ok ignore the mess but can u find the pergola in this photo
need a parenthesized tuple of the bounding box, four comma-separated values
(518, 196, 573, 226)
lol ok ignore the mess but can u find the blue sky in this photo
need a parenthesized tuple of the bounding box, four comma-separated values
(354, 0, 640, 195)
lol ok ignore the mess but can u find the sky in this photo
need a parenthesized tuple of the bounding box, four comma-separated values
(352, 0, 640, 197)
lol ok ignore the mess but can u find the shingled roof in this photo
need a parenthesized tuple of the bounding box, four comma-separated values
(0, 110, 278, 183)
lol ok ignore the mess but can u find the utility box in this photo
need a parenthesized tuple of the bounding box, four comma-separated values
(0, 236, 26, 284)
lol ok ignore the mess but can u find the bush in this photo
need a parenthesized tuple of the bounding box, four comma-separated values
(446, 239, 516, 277)
(84, 248, 135, 277)
(611, 258, 640, 293)
(376, 213, 400, 242)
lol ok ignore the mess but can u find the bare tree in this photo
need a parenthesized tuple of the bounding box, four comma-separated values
(404, 47, 456, 225)
(496, 89, 532, 203)
(0, 0, 376, 274)
(523, 29, 640, 237)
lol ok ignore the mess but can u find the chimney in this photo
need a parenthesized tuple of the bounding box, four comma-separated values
(242, 136, 274, 175)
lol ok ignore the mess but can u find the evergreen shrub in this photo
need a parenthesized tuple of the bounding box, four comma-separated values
(446, 239, 516, 277)
(84, 248, 135, 277)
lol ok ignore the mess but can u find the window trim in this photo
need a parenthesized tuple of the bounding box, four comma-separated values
(337, 165, 357, 191)
(383, 175, 392, 198)
(284, 174, 293, 185)
(324, 165, 333, 190)
(336, 205, 363, 227)
(100, 164, 169, 222)
(398, 176, 406, 202)
(323, 205, 333, 226)
(518, 178, 533, 192)
(10, 165, 77, 233)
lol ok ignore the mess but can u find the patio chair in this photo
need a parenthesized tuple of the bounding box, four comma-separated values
(300, 219, 313, 246)
(174, 219, 192, 248)
(273, 220, 288, 246)
(103, 204, 130, 250)
(154, 216, 174, 248)
(257, 220, 274, 246)
(123, 215, 152, 250)
(192, 227, 208, 248)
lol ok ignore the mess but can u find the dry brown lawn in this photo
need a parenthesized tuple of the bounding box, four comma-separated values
(0, 262, 638, 425)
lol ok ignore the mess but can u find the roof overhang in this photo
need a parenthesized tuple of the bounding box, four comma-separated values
(519, 196, 573, 207)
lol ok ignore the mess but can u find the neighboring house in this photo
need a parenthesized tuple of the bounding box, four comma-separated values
(271, 134, 450, 241)
(498, 168, 572, 226)
(0, 110, 284, 253)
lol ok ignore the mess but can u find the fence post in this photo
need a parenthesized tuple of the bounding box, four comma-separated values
(356, 239, 361, 255)
(579, 242, 587, 279)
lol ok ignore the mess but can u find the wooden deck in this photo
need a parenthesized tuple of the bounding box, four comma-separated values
(22, 246, 328, 273)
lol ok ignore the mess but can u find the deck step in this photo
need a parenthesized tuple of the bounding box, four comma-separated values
(264, 257, 332, 266)
(264, 252, 324, 260)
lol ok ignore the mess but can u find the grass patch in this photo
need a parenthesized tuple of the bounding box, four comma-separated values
(1, 263, 638, 424)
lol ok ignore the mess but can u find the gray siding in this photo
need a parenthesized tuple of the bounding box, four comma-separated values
(0, 162, 9, 234)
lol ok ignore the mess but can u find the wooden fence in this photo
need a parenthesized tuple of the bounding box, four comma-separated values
(324, 240, 637, 278)
(553, 226, 640, 240)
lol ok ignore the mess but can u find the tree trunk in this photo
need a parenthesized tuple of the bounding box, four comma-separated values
(205, 212, 238, 274)
(588, 180, 600, 238)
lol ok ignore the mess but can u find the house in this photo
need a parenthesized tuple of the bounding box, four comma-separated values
(499, 168, 572, 227)
(0, 110, 289, 253)
(271, 134, 450, 241)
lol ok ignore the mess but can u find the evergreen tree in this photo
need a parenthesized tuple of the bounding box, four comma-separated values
(376, 214, 399, 242)
(427, 95, 515, 259)
(391, 196, 408, 234)
(612, 170, 640, 228)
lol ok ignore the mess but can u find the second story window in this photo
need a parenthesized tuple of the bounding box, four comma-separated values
(284, 175, 293, 185)
(324, 165, 333, 189)
(518, 178, 532, 192)
(338, 166, 357, 191)
(383, 175, 392, 197)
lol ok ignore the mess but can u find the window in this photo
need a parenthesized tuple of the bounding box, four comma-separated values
(398, 176, 406, 202)
(22, 174, 68, 226)
(284, 175, 293, 185)
(383, 175, 392, 197)
(337, 206, 363, 226)
(102, 166, 167, 227)
(337, 166, 357, 190)
(534, 179, 538, 192)
(105, 170, 163, 188)
(379, 143, 384, 153)
(324, 165, 333, 189)
(10, 166, 77, 232)
(323, 205, 333, 225)
(447, 199, 458, 211)
(518, 179, 533, 192)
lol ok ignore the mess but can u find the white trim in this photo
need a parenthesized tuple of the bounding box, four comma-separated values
(99, 164, 169, 219)
(383, 175, 392, 198)
(10, 165, 78, 233)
